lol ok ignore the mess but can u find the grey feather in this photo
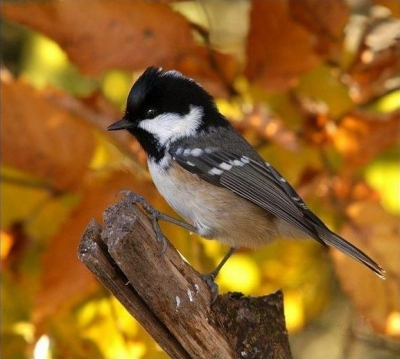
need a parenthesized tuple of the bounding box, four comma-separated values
(171, 145, 385, 279)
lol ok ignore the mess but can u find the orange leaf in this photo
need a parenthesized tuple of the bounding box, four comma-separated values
(333, 110, 400, 167)
(245, 0, 321, 90)
(1, 1, 196, 75)
(1, 76, 95, 191)
(333, 200, 400, 335)
(289, 0, 349, 59)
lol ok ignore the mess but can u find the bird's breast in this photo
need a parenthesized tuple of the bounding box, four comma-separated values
(147, 157, 281, 248)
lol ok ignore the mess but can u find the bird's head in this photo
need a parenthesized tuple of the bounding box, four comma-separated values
(107, 67, 227, 160)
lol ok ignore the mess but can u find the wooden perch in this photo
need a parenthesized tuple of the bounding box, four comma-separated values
(78, 194, 293, 359)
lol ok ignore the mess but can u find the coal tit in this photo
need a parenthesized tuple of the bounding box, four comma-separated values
(108, 67, 385, 296)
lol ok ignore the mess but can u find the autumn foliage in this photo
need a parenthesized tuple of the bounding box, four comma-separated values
(1, 1, 399, 358)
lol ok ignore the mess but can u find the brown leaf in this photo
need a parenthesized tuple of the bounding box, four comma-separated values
(33, 171, 157, 326)
(332, 200, 399, 335)
(175, 47, 238, 98)
(1, 76, 95, 191)
(1, 0, 195, 75)
(245, 0, 321, 90)
(332, 110, 400, 167)
(289, 0, 349, 60)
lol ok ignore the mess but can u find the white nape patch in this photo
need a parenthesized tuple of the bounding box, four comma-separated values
(138, 106, 203, 146)
(219, 162, 232, 171)
(279, 177, 287, 183)
(208, 167, 223, 176)
(164, 70, 202, 88)
(164, 69, 185, 79)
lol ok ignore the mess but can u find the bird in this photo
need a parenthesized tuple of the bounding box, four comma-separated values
(107, 66, 385, 300)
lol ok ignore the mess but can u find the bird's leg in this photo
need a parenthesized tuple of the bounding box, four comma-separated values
(201, 247, 237, 303)
(119, 190, 197, 254)
(119, 190, 237, 304)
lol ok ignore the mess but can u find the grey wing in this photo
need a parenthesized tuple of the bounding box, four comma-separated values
(171, 146, 327, 246)
(170, 146, 385, 278)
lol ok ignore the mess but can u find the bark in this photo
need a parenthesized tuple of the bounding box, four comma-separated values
(78, 194, 292, 359)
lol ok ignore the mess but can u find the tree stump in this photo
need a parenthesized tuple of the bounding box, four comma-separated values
(78, 194, 292, 359)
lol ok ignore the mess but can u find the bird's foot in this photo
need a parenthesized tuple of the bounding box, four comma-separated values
(201, 272, 219, 304)
(118, 190, 168, 254)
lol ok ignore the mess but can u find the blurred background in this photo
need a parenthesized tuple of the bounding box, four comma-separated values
(1, 0, 399, 358)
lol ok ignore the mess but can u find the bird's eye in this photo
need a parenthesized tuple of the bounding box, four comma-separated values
(146, 108, 157, 119)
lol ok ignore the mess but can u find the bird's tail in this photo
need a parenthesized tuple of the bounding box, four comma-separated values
(317, 227, 386, 279)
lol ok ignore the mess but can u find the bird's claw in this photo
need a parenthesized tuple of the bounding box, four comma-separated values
(201, 273, 219, 304)
(119, 190, 169, 254)
(149, 216, 168, 255)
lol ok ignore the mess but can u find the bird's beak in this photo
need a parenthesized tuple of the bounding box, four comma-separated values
(107, 117, 132, 131)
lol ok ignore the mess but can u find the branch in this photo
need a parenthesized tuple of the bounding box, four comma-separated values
(78, 194, 292, 359)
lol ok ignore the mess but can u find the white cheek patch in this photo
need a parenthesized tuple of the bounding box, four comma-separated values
(138, 106, 203, 146)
